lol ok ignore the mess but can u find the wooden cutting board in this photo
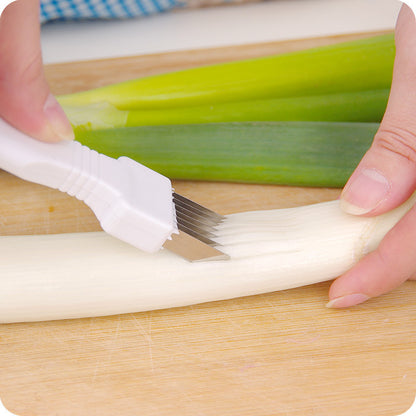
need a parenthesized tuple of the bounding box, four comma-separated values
(1, 31, 416, 416)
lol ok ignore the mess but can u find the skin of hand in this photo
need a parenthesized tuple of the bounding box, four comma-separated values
(0, 0, 74, 142)
(327, 4, 416, 308)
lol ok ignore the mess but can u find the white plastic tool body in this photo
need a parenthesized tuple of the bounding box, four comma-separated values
(0, 118, 177, 253)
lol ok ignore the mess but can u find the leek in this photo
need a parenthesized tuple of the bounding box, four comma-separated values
(125, 89, 388, 126)
(67, 90, 388, 130)
(1, 194, 414, 323)
(59, 35, 394, 131)
(58, 34, 394, 112)
(76, 122, 377, 187)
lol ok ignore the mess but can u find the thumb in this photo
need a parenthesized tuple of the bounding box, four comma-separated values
(0, 0, 73, 142)
(340, 4, 416, 216)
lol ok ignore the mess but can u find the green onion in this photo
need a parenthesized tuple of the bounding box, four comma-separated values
(67, 89, 388, 131)
(124, 89, 388, 126)
(76, 122, 378, 188)
(63, 36, 389, 187)
(59, 34, 394, 113)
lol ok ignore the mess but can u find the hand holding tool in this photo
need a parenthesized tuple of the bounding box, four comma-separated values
(0, 118, 229, 261)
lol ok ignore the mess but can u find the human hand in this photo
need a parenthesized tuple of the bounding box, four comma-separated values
(0, 0, 73, 142)
(327, 4, 416, 308)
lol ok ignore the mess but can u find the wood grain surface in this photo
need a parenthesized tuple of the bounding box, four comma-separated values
(1, 32, 416, 416)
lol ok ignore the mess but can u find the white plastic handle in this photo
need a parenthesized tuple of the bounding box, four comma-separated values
(0, 118, 177, 253)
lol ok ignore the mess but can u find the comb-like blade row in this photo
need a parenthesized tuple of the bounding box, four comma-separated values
(175, 214, 218, 240)
(172, 205, 223, 232)
(174, 201, 220, 225)
(173, 196, 224, 239)
(175, 204, 220, 233)
(176, 221, 219, 247)
(163, 231, 229, 262)
(173, 193, 225, 223)
(174, 196, 222, 243)
(168, 193, 229, 262)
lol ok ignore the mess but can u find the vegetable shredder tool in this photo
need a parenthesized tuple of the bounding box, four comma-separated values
(0, 118, 229, 262)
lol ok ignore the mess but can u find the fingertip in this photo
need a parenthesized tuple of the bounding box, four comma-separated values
(327, 249, 382, 308)
(37, 121, 75, 143)
(41, 93, 74, 142)
(0, 92, 74, 143)
(326, 293, 370, 309)
(340, 167, 391, 216)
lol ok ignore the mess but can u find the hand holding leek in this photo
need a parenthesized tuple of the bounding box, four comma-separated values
(328, 4, 416, 308)
(1, 2, 415, 313)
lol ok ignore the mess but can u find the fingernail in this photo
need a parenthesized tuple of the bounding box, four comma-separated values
(340, 168, 390, 215)
(326, 293, 369, 308)
(43, 93, 74, 141)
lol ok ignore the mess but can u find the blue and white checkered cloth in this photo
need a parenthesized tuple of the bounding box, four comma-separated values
(40, 0, 179, 23)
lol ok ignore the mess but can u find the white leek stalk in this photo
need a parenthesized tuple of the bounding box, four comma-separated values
(1, 196, 414, 323)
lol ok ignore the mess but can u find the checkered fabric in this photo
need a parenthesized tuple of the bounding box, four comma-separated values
(40, 0, 178, 23)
